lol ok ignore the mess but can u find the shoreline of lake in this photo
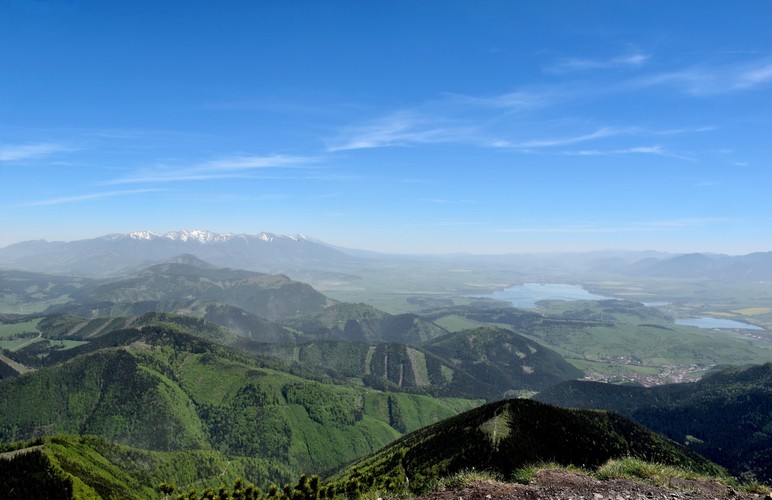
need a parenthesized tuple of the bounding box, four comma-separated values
(676, 316, 765, 331)
(474, 283, 614, 309)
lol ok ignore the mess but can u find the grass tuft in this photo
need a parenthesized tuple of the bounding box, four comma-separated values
(596, 457, 709, 486)
(512, 462, 587, 484)
(434, 469, 503, 490)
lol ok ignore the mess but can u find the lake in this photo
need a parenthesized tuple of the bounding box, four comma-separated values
(676, 317, 764, 330)
(479, 283, 613, 308)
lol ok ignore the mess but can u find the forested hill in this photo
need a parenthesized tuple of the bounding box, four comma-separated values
(57, 259, 334, 321)
(245, 326, 583, 400)
(0, 325, 481, 491)
(535, 363, 772, 483)
(328, 398, 724, 495)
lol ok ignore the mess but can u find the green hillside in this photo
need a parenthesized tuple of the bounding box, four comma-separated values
(535, 363, 772, 482)
(4, 312, 241, 369)
(61, 261, 334, 321)
(240, 331, 582, 400)
(0, 270, 94, 314)
(0, 326, 480, 488)
(0, 435, 287, 499)
(3, 310, 586, 402)
(328, 398, 725, 495)
(242, 340, 485, 398)
(422, 326, 584, 397)
(424, 300, 772, 382)
(201, 304, 298, 343)
(284, 302, 447, 344)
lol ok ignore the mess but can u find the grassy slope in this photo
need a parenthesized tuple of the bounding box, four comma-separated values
(0, 435, 289, 499)
(422, 326, 584, 396)
(427, 301, 771, 377)
(328, 398, 724, 495)
(284, 302, 447, 344)
(0, 326, 481, 488)
(535, 362, 772, 482)
(243, 328, 584, 401)
(66, 263, 334, 321)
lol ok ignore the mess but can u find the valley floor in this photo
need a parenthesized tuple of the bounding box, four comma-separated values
(422, 470, 772, 500)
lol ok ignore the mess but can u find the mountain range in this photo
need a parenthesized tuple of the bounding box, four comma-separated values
(0, 257, 584, 400)
(0, 324, 481, 486)
(2, 230, 772, 281)
(51, 255, 334, 321)
(1, 233, 771, 498)
(0, 230, 355, 275)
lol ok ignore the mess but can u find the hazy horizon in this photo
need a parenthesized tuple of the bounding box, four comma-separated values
(0, 227, 765, 258)
(2, 1, 771, 255)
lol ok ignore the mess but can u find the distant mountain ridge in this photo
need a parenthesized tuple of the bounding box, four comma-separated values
(0, 230, 354, 275)
(624, 251, 772, 281)
(106, 229, 310, 244)
(53, 256, 334, 321)
(1, 230, 770, 281)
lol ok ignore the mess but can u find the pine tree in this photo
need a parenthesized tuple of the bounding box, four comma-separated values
(160, 482, 176, 500)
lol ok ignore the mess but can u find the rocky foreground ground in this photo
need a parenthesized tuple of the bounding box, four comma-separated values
(421, 470, 772, 500)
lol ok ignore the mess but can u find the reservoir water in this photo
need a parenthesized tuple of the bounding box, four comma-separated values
(676, 317, 764, 330)
(481, 283, 613, 309)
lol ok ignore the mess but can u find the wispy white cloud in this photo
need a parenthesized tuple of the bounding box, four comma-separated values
(492, 124, 712, 154)
(546, 53, 650, 74)
(631, 58, 772, 95)
(493, 127, 619, 149)
(0, 142, 73, 162)
(109, 154, 316, 184)
(326, 111, 476, 152)
(325, 52, 755, 154)
(735, 62, 772, 89)
(442, 90, 553, 111)
(328, 110, 710, 154)
(14, 189, 162, 207)
(561, 145, 695, 161)
(325, 86, 561, 152)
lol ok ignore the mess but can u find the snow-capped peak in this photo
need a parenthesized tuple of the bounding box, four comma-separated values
(162, 230, 235, 244)
(103, 231, 161, 241)
(128, 231, 161, 240)
(111, 230, 309, 245)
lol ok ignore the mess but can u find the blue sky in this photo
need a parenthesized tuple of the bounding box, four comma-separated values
(1, 1, 771, 254)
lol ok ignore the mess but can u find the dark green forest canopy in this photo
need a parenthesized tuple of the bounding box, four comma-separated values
(329, 398, 724, 494)
(536, 363, 772, 483)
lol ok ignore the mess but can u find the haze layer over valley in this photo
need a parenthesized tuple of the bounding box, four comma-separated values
(1, 229, 771, 497)
(2, 1, 771, 498)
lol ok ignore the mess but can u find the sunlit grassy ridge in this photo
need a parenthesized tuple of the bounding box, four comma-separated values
(0, 435, 288, 499)
(328, 398, 722, 495)
(536, 362, 772, 482)
(0, 325, 481, 490)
